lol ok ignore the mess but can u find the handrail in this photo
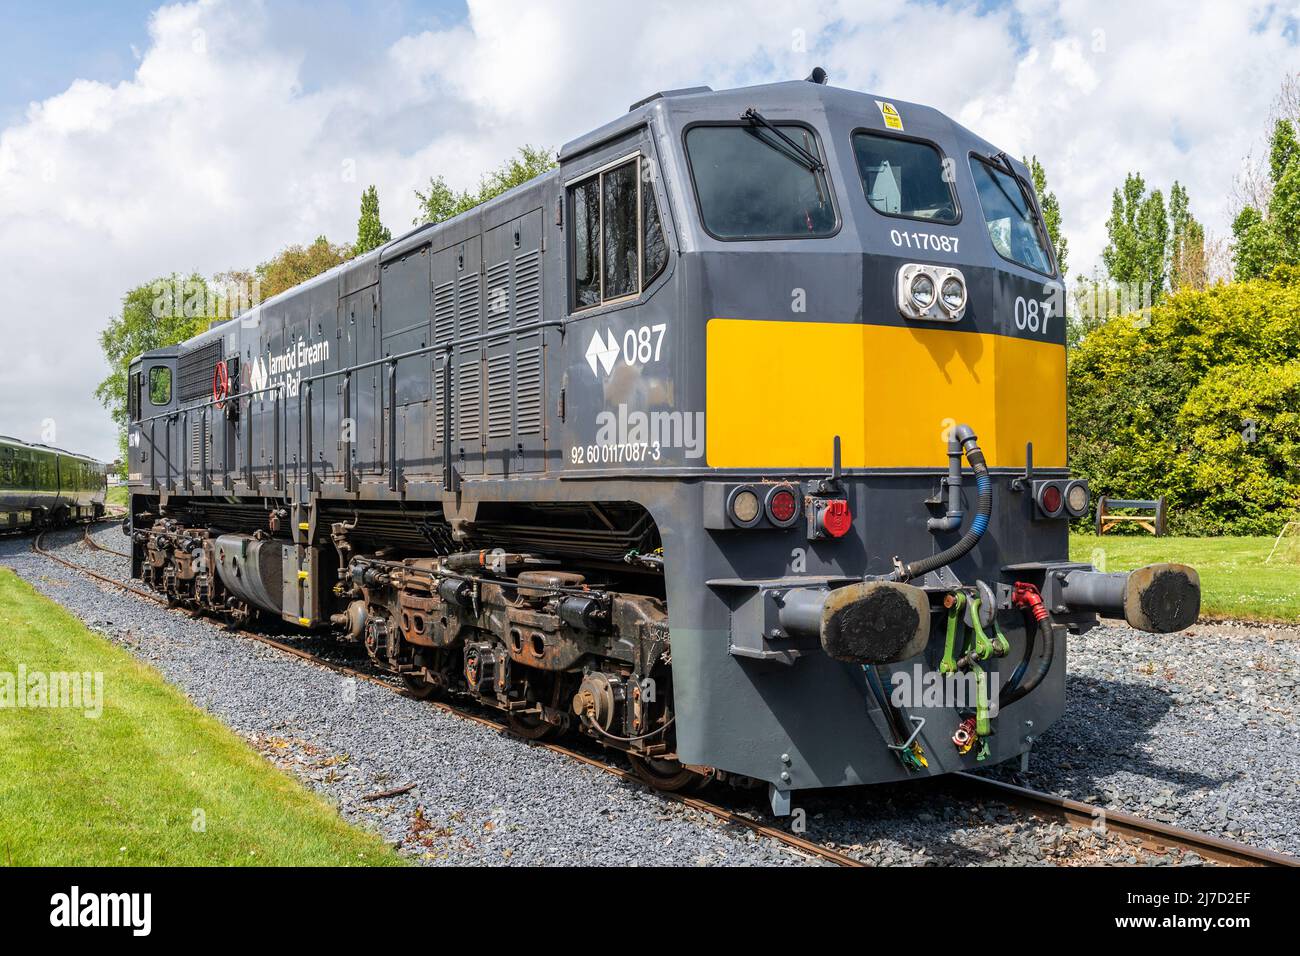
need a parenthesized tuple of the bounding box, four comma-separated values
(129, 316, 563, 428)
(130, 316, 565, 498)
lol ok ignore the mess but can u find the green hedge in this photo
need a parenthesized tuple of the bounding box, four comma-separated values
(1068, 269, 1300, 535)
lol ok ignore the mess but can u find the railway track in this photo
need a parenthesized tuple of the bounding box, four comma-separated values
(35, 528, 863, 868)
(81, 521, 130, 558)
(955, 773, 1297, 867)
(32, 527, 1300, 869)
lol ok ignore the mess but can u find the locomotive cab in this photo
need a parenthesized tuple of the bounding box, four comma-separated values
(557, 75, 1199, 808)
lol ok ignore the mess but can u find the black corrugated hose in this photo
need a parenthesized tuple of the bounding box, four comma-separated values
(998, 616, 1054, 707)
(1000, 583, 1054, 707)
(889, 424, 991, 583)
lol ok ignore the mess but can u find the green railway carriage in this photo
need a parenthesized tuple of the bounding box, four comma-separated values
(0, 436, 107, 531)
(123, 72, 1199, 811)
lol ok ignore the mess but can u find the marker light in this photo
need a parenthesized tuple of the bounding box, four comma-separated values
(1065, 480, 1090, 517)
(728, 487, 762, 527)
(1039, 484, 1063, 517)
(766, 485, 800, 527)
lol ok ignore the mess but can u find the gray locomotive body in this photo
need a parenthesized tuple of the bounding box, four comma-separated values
(1, 435, 107, 532)
(125, 76, 1198, 809)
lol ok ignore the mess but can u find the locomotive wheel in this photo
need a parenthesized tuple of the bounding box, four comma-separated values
(508, 712, 557, 740)
(400, 673, 438, 700)
(628, 755, 708, 793)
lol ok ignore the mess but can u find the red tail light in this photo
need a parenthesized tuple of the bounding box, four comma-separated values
(765, 485, 800, 527)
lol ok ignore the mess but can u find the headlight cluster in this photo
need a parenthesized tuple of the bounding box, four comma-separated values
(898, 263, 968, 322)
(724, 483, 803, 530)
(1032, 478, 1090, 519)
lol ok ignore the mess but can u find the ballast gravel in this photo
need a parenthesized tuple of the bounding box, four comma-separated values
(5, 525, 1290, 865)
(982, 619, 1300, 858)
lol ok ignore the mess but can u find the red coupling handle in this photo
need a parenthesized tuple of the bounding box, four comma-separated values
(1011, 581, 1049, 622)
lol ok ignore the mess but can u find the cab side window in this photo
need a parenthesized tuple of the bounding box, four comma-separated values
(148, 366, 172, 406)
(129, 370, 142, 421)
(569, 154, 668, 311)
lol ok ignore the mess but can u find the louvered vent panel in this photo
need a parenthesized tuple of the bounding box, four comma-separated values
(515, 345, 543, 436)
(486, 353, 513, 439)
(188, 417, 213, 470)
(178, 340, 224, 402)
(433, 280, 456, 344)
(433, 367, 448, 438)
(457, 274, 480, 339)
(514, 250, 541, 326)
(485, 260, 511, 334)
(456, 363, 481, 442)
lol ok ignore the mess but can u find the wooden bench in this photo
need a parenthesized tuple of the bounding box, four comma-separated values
(1096, 496, 1167, 536)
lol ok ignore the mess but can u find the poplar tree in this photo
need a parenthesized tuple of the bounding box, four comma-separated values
(355, 185, 392, 255)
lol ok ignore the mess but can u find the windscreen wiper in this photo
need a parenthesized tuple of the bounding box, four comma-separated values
(989, 151, 1053, 261)
(741, 108, 824, 172)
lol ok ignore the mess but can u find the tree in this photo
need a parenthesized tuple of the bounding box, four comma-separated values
(1233, 119, 1300, 280)
(254, 236, 354, 301)
(1067, 268, 1300, 535)
(1230, 75, 1300, 223)
(414, 145, 557, 225)
(1167, 181, 1208, 291)
(1102, 172, 1168, 301)
(1068, 267, 1112, 349)
(1025, 156, 1068, 278)
(354, 185, 392, 255)
(94, 275, 212, 472)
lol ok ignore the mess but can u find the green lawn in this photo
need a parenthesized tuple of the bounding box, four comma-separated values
(1070, 533, 1300, 623)
(105, 485, 128, 506)
(0, 568, 404, 866)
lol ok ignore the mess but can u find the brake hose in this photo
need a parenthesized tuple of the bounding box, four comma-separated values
(999, 582, 1053, 707)
(889, 424, 991, 582)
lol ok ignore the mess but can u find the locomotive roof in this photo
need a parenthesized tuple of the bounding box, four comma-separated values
(560, 76, 1003, 165)
(144, 72, 1019, 362)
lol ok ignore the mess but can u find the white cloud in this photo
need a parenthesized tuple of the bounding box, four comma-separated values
(0, 0, 1295, 461)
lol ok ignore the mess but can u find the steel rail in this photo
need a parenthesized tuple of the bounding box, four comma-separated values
(956, 772, 1298, 867)
(29, 530, 862, 868)
(82, 523, 132, 559)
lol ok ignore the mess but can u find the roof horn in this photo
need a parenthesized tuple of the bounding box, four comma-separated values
(806, 67, 828, 85)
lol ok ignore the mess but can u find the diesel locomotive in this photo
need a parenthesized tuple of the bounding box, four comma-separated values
(124, 72, 1200, 812)
(1, 436, 107, 532)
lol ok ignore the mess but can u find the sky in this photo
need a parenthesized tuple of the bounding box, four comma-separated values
(0, 0, 1297, 462)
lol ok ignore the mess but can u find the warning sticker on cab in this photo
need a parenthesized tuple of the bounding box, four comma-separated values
(875, 100, 904, 131)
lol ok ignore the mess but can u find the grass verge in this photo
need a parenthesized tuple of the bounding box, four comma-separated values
(0, 567, 404, 865)
(1070, 533, 1300, 623)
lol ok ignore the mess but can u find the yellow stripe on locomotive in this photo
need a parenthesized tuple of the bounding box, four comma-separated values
(705, 318, 1066, 470)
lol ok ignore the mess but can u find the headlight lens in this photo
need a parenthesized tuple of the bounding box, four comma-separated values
(730, 488, 761, 525)
(941, 276, 966, 312)
(910, 273, 936, 309)
(1066, 482, 1090, 515)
